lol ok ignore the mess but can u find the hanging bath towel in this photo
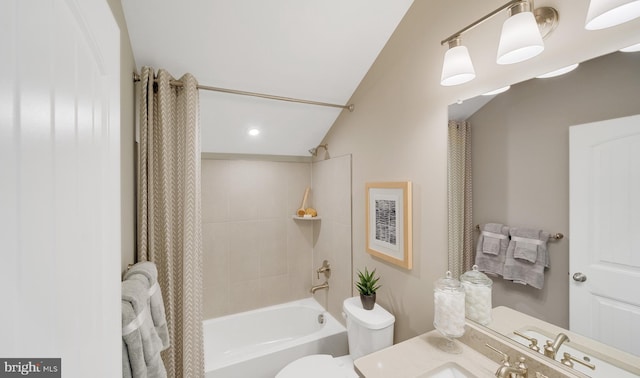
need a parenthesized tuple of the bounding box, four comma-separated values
(474, 223, 510, 276)
(503, 228, 550, 289)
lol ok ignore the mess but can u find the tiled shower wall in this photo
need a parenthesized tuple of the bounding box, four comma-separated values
(201, 155, 352, 322)
(310, 155, 352, 323)
(201, 159, 314, 318)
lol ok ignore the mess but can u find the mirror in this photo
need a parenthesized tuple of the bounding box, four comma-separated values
(448, 49, 640, 359)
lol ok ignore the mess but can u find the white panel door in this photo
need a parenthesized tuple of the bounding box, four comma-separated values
(569, 114, 640, 356)
(0, 0, 120, 376)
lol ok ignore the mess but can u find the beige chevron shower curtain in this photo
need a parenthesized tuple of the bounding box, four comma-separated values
(447, 121, 474, 278)
(137, 67, 204, 377)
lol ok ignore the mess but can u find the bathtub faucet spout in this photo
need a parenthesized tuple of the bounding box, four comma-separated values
(310, 281, 329, 294)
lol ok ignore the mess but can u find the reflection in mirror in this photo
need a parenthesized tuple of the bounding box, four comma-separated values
(448, 50, 640, 360)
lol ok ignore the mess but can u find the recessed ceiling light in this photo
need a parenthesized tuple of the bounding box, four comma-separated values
(536, 63, 579, 79)
(482, 86, 511, 96)
(620, 42, 640, 52)
(248, 128, 260, 136)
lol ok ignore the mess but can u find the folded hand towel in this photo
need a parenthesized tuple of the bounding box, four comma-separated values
(475, 223, 510, 276)
(124, 261, 170, 350)
(510, 227, 545, 263)
(503, 228, 550, 289)
(122, 276, 167, 378)
(481, 230, 507, 255)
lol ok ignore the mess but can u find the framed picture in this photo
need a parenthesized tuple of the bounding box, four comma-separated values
(365, 181, 412, 270)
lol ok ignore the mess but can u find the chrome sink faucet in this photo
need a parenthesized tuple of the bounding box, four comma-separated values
(495, 362, 528, 378)
(486, 344, 528, 378)
(544, 332, 570, 360)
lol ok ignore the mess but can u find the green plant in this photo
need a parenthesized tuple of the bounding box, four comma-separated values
(356, 267, 381, 296)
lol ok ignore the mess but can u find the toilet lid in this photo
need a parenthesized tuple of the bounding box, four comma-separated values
(276, 354, 358, 378)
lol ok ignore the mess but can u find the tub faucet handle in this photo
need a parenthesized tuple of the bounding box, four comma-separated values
(316, 260, 331, 279)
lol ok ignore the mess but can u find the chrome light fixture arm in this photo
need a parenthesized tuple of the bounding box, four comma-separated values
(441, 0, 527, 46)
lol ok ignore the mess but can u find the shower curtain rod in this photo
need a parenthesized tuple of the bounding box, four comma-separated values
(132, 72, 354, 112)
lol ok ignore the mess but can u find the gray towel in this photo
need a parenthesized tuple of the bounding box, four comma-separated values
(474, 223, 510, 276)
(503, 228, 550, 289)
(124, 262, 170, 350)
(511, 227, 545, 263)
(122, 276, 167, 378)
(122, 300, 144, 378)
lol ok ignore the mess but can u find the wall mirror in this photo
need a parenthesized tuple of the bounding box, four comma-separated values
(447, 49, 640, 366)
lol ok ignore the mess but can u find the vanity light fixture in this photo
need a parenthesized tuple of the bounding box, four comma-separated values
(482, 85, 511, 96)
(496, 1, 545, 64)
(585, 0, 640, 30)
(440, 0, 558, 86)
(441, 38, 476, 86)
(536, 63, 580, 78)
(620, 42, 640, 52)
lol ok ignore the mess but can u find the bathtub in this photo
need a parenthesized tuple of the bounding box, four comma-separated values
(203, 297, 348, 378)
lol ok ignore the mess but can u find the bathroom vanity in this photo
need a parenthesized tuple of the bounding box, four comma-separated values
(354, 306, 640, 378)
(488, 307, 640, 378)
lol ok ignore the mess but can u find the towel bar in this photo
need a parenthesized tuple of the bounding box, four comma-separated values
(474, 224, 563, 240)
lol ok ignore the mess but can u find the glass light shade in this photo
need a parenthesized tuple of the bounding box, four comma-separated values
(497, 11, 544, 65)
(620, 42, 640, 52)
(482, 86, 511, 96)
(441, 45, 476, 86)
(536, 63, 579, 78)
(585, 0, 640, 30)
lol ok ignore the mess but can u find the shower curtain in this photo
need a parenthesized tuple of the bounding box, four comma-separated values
(137, 66, 204, 377)
(447, 120, 474, 278)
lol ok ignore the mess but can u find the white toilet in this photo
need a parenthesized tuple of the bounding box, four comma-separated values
(276, 296, 395, 378)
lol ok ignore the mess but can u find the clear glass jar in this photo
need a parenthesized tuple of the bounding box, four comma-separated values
(433, 271, 466, 338)
(460, 265, 493, 325)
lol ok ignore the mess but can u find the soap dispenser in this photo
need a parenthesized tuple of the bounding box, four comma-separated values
(460, 265, 493, 325)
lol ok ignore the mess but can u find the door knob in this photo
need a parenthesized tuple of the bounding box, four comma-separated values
(572, 272, 587, 282)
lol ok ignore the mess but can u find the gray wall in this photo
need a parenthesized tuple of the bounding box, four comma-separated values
(469, 51, 640, 328)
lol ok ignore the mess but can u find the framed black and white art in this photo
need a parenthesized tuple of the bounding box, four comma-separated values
(365, 181, 412, 270)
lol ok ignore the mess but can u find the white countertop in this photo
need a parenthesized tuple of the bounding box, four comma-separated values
(353, 330, 499, 378)
(354, 306, 640, 378)
(488, 306, 640, 376)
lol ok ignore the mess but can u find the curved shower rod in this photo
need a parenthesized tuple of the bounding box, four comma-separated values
(133, 72, 354, 112)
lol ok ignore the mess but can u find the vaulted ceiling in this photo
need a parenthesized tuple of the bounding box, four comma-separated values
(121, 0, 640, 156)
(121, 0, 414, 156)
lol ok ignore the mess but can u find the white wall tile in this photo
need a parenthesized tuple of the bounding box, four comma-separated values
(201, 160, 230, 223)
(201, 158, 314, 318)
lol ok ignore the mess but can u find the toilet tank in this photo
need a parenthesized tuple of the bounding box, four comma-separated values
(343, 296, 395, 360)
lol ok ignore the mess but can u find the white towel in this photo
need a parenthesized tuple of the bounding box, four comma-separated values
(474, 223, 510, 276)
(503, 228, 550, 289)
(124, 262, 170, 350)
(122, 275, 167, 378)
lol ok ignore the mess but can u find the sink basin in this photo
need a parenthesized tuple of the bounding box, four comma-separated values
(511, 329, 639, 378)
(416, 362, 478, 378)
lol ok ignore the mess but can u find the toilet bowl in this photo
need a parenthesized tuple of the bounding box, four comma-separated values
(275, 354, 358, 378)
(276, 296, 395, 378)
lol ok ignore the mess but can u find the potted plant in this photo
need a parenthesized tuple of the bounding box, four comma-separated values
(356, 267, 381, 310)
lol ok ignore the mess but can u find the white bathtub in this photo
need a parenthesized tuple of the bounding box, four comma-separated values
(203, 297, 348, 378)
